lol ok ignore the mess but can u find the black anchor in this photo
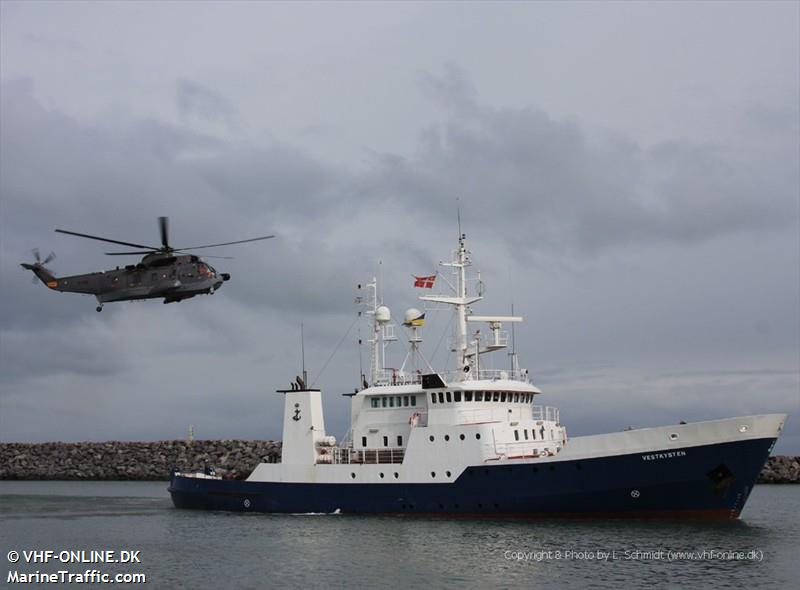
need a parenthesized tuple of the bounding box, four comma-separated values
(292, 403, 301, 422)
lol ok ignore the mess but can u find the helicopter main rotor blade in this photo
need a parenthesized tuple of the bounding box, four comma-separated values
(175, 235, 275, 250)
(105, 251, 160, 256)
(55, 229, 157, 250)
(159, 216, 169, 249)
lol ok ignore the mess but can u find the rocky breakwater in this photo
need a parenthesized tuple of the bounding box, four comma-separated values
(757, 456, 800, 484)
(0, 440, 282, 481)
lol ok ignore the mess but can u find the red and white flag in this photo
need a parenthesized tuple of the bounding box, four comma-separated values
(413, 275, 436, 289)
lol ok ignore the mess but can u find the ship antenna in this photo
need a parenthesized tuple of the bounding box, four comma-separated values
(457, 202, 462, 241)
(300, 321, 308, 387)
(357, 325, 364, 388)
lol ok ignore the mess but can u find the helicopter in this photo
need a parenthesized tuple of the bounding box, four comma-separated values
(21, 217, 273, 312)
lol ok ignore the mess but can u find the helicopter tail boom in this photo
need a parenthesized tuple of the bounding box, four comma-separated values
(20, 263, 58, 289)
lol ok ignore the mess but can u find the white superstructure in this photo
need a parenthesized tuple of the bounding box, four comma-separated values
(247, 234, 569, 484)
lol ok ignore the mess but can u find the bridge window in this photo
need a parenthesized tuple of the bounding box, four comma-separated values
(493, 392, 500, 402)
(454, 391, 462, 402)
(389, 397, 395, 408)
(383, 436, 388, 447)
(438, 392, 444, 404)
(513, 393, 519, 403)
(514, 430, 519, 441)
(397, 435, 403, 446)
(532, 428, 536, 440)
(396, 396, 402, 407)
(411, 395, 417, 406)
(403, 396, 409, 406)
(445, 391, 452, 403)
(431, 392, 436, 404)
(524, 429, 529, 440)
(371, 398, 379, 408)
(465, 391, 473, 402)
(362, 436, 367, 447)
(475, 391, 483, 401)
(501, 392, 507, 402)
(382, 397, 387, 408)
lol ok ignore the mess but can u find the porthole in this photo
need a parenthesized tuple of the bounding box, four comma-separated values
(446, 471, 452, 477)
(459, 434, 465, 441)
(431, 471, 436, 478)
(739, 425, 749, 433)
(669, 433, 679, 441)
(429, 435, 435, 442)
(475, 433, 481, 440)
(379, 472, 385, 479)
(393, 472, 399, 479)
(350, 472, 356, 479)
(444, 435, 450, 442)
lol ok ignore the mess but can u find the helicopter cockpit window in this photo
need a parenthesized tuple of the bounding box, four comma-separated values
(198, 262, 216, 278)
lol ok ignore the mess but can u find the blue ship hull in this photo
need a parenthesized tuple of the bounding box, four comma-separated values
(169, 437, 775, 519)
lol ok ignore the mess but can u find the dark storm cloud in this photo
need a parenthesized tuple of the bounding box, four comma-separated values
(370, 64, 799, 256)
(0, 324, 127, 382)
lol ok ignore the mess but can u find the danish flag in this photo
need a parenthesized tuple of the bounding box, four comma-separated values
(413, 275, 436, 289)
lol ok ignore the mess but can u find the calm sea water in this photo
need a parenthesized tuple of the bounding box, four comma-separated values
(1, 482, 798, 589)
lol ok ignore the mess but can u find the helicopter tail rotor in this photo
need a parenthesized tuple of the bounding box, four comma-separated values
(21, 249, 58, 287)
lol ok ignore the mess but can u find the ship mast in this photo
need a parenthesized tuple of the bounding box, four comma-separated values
(364, 277, 395, 386)
(419, 233, 483, 380)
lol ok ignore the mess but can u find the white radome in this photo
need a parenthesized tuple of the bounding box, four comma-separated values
(375, 305, 391, 323)
(404, 308, 422, 324)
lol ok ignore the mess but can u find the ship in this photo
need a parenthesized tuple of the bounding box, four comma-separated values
(169, 234, 787, 519)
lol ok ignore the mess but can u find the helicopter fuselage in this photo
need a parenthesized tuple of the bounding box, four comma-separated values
(30, 254, 229, 308)
(22, 216, 270, 311)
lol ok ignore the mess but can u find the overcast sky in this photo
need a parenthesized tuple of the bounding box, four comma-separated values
(1, 1, 798, 453)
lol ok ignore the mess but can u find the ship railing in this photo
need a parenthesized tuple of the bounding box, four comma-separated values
(328, 447, 406, 465)
(441, 369, 530, 383)
(531, 406, 560, 423)
(372, 369, 423, 387)
(496, 442, 562, 459)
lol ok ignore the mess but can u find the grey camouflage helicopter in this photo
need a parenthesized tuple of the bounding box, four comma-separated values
(21, 217, 273, 311)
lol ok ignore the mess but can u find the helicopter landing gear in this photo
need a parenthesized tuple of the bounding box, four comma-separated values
(96, 304, 103, 312)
